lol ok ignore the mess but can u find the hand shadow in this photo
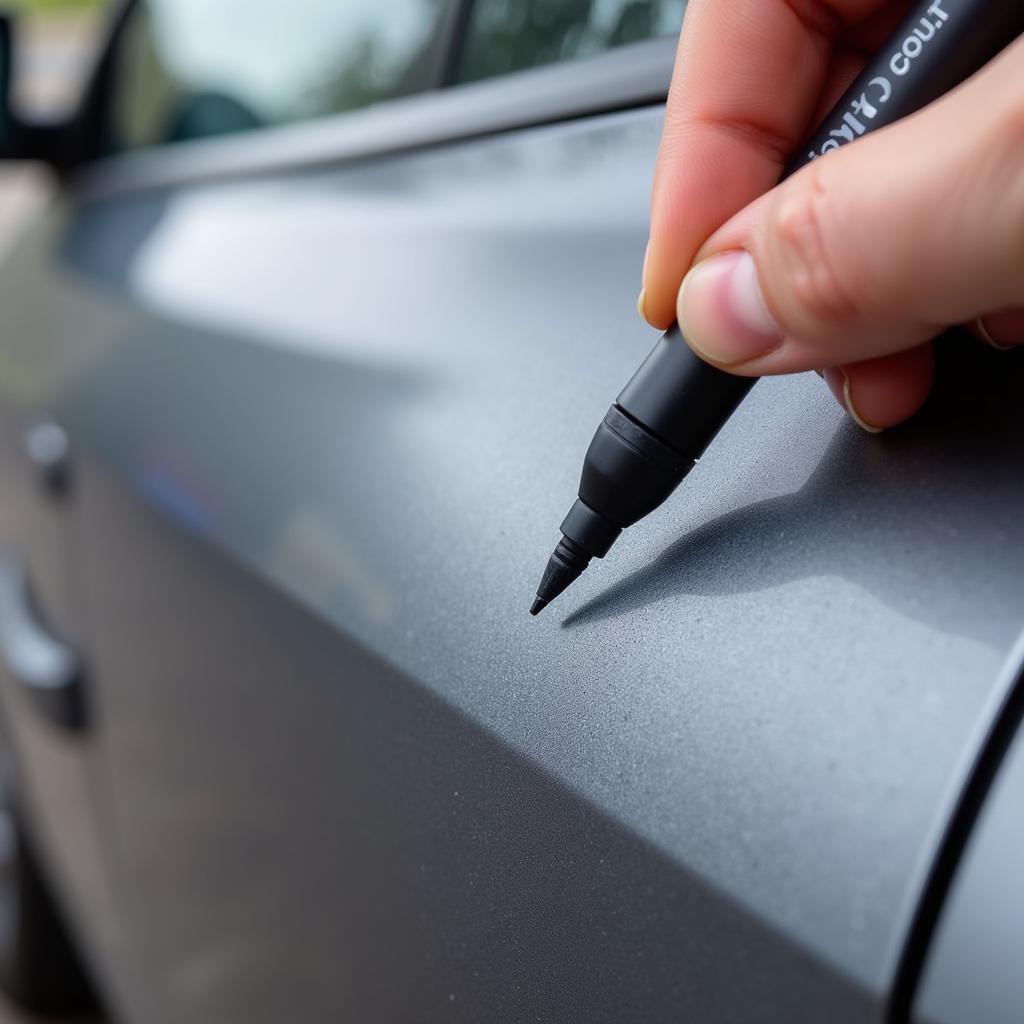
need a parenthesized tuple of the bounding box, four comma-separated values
(563, 335, 1024, 652)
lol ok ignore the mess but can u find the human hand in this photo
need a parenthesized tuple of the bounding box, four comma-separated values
(640, 1, 1024, 431)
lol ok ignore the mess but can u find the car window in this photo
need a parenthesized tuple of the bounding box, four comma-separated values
(456, 0, 687, 84)
(109, 0, 458, 152)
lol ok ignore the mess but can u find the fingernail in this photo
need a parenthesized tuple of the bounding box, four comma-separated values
(677, 251, 781, 365)
(823, 367, 883, 434)
(976, 312, 1024, 350)
(637, 288, 647, 322)
(641, 239, 650, 280)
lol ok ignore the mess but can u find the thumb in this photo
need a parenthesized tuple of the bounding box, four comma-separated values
(675, 34, 1024, 376)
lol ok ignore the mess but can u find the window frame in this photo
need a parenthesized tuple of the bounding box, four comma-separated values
(100, 0, 470, 155)
(74, 0, 677, 200)
(438, 0, 475, 88)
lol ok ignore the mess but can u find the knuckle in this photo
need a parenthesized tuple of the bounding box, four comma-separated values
(994, 82, 1024, 146)
(994, 97, 1024, 266)
(769, 163, 861, 325)
(977, 55, 1024, 275)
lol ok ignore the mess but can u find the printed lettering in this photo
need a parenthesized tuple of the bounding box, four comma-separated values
(914, 19, 937, 43)
(868, 77, 892, 103)
(807, 7, 945, 161)
(851, 93, 878, 121)
(843, 111, 867, 136)
(890, 1, 950, 77)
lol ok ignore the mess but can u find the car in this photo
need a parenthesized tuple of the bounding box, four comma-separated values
(0, 1, 1019, 1021)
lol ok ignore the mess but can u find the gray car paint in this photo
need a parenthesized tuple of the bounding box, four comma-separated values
(0, 95, 1021, 1020)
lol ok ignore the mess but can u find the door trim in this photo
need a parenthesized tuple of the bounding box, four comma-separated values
(76, 37, 675, 200)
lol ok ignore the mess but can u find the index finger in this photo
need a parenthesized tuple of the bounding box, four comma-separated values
(641, 0, 893, 329)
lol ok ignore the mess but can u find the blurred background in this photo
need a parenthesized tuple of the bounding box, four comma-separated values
(0, 0, 103, 267)
(0, 0, 688, 255)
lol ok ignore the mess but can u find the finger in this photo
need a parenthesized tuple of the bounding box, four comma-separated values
(974, 309, 1024, 350)
(641, 0, 897, 329)
(822, 345, 935, 431)
(674, 35, 1024, 375)
(843, 0, 916, 50)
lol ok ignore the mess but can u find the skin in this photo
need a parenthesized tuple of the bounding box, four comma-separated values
(640, 0, 1024, 430)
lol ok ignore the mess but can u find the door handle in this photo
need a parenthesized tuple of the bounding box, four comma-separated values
(22, 419, 70, 493)
(0, 551, 84, 730)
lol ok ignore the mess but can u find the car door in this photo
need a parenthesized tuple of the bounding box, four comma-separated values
(0, 162, 131, 1007)
(3, 1, 1024, 1022)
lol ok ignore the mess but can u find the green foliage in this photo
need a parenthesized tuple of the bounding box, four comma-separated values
(1, 0, 105, 12)
(458, 0, 685, 84)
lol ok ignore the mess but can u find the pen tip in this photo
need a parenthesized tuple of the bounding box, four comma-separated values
(530, 536, 594, 620)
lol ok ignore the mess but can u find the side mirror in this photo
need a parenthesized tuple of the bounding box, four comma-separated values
(0, 12, 57, 164)
(0, 15, 14, 159)
(0, 7, 124, 170)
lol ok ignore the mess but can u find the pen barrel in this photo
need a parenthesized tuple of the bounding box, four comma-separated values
(616, 326, 756, 459)
(790, 0, 1024, 176)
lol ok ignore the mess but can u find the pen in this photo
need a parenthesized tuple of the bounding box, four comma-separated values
(530, 0, 1024, 616)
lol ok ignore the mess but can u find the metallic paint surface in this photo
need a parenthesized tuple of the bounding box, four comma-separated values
(0, 106, 1021, 1020)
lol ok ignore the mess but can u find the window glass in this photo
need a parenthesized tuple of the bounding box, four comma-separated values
(109, 0, 456, 152)
(457, 0, 687, 84)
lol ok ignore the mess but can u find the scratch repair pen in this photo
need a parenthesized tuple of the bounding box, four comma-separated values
(530, 0, 1024, 616)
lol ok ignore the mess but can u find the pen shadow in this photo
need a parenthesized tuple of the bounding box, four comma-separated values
(563, 339, 1024, 650)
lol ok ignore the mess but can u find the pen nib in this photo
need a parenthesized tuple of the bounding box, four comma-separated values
(529, 536, 593, 619)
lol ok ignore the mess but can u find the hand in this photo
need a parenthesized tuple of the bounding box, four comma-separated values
(640, 1, 1024, 431)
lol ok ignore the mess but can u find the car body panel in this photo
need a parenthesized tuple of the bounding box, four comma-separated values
(0, 99, 1020, 1021)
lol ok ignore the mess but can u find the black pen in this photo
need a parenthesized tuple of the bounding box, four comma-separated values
(531, 0, 1024, 616)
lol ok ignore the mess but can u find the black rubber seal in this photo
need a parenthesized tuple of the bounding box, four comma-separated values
(886, 647, 1024, 1022)
(605, 406, 693, 475)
